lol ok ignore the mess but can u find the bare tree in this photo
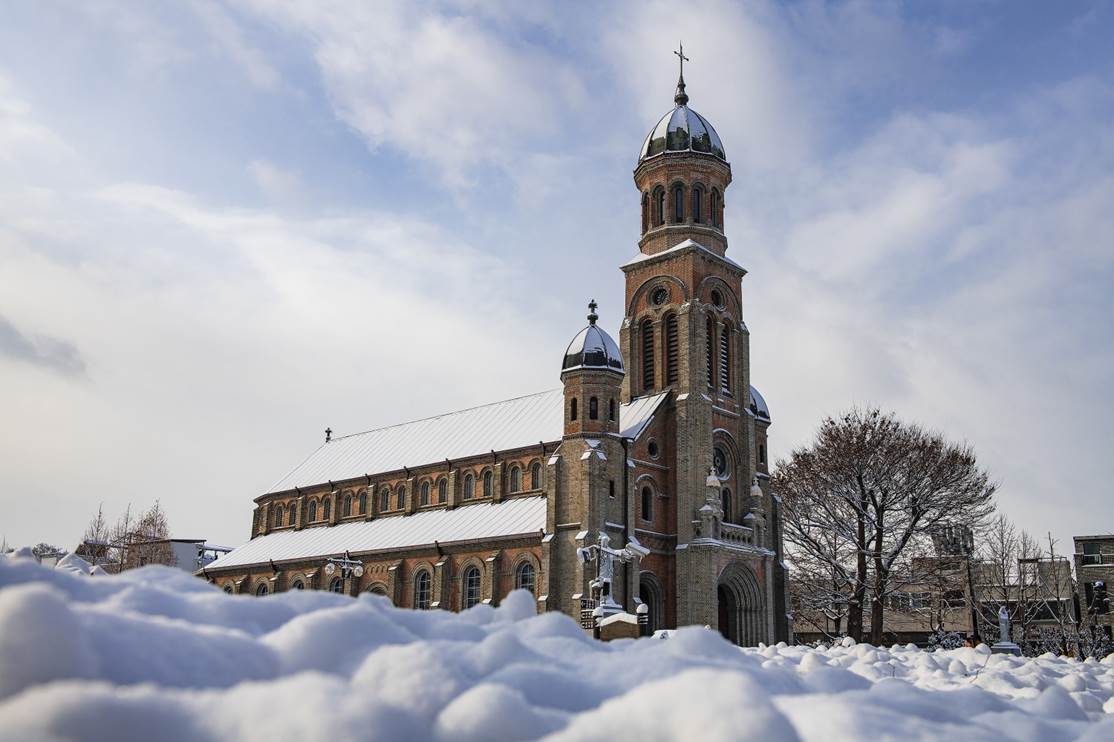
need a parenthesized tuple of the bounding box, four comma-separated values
(777, 408, 997, 643)
(977, 514, 1022, 639)
(125, 500, 174, 568)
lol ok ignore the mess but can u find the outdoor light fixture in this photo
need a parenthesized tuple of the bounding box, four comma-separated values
(324, 553, 364, 579)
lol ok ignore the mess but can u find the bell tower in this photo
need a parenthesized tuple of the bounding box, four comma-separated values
(618, 51, 779, 639)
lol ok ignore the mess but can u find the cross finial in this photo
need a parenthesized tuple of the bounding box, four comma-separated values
(587, 299, 598, 325)
(325, 427, 332, 443)
(673, 42, 690, 105)
(674, 42, 689, 79)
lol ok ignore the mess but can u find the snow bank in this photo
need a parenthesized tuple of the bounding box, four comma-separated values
(1, 559, 1112, 741)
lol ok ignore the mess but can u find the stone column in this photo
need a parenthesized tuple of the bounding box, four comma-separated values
(432, 557, 450, 609)
(484, 551, 500, 605)
(493, 462, 505, 503)
(405, 477, 418, 515)
(294, 495, 305, 531)
(447, 469, 460, 509)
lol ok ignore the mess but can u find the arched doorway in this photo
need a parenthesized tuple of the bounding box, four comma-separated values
(639, 572, 665, 633)
(717, 562, 766, 646)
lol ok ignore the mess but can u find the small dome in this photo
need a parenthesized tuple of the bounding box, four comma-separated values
(749, 386, 770, 421)
(562, 301, 624, 374)
(639, 78, 725, 162)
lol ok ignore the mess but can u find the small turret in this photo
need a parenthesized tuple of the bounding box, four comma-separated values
(561, 301, 624, 436)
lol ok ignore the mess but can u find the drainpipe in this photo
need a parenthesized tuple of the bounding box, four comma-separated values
(622, 436, 631, 609)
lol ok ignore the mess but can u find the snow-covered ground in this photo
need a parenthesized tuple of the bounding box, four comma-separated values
(1, 556, 1112, 741)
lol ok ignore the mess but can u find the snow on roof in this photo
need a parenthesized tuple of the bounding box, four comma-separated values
(206, 495, 547, 570)
(265, 390, 670, 495)
(620, 391, 669, 439)
(619, 238, 746, 273)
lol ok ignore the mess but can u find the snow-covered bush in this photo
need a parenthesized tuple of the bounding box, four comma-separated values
(2, 557, 1114, 741)
(926, 628, 965, 651)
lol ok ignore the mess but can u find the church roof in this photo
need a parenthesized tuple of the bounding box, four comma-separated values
(620, 238, 746, 274)
(264, 390, 670, 495)
(205, 496, 547, 570)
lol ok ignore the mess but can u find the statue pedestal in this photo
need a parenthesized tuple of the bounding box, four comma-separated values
(990, 641, 1022, 656)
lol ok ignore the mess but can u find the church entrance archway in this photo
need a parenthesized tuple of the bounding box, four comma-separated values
(717, 562, 766, 646)
(638, 572, 665, 633)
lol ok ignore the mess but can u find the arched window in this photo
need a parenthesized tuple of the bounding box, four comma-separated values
(589, 396, 599, 420)
(329, 577, 344, 594)
(255, 583, 269, 596)
(530, 462, 541, 490)
(641, 192, 650, 233)
(672, 183, 684, 223)
(759, 444, 766, 465)
(483, 470, 493, 497)
(509, 466, 521, 493)
(437, 478, 447, 504)
(395, 486, 405, 510)
(692, 186, 704, 223)
(291, 580, 305, 590)
(570, 397, 578, 421)
(358, 490, 367, 514)
(414, 570, 431, 609)
(609, 398, 616, 421)
(653, 186, 666, 226)
(343, 493, 352, 517)
(379, 487, 390, 513)
(664, 313, 679, 386)
(462, 566, 482, 609)
(515, 562, 536, 595)
(420, 481, 431, 506)
(273, 504, 284, 528)
(641, 318, 655, 392)
(705, 316, 716, 387)
(641, 486, 653, 521)
(719, 322, 731, 393)
(722, 488, 733, 523)
(711, 188, 721, 227)
(464, 473, 475, 500)
(308, 499, 318, 522)
(322, 498, 332, 521)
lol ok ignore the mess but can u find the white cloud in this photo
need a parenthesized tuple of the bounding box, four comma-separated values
(242, 0, 587, 188)
(188, 0, 281, 90)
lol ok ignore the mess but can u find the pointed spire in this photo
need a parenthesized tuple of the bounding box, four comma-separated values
(587, 299, 598, 326)
(673, 42, 690, 106)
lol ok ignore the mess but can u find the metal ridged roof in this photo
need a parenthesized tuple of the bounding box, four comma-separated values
(206, 496, 548, 570)
(266, 390, 670, 495)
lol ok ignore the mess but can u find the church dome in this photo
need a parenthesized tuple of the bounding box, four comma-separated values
(562, 301, 624, 374)
(638, 77, 725, 162)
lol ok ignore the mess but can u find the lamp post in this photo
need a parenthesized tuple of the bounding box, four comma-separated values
(577, 531, 650, 633)
(324, 551, 364, 591)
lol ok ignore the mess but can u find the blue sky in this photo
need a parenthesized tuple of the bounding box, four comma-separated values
(1, 1, 1112, 555)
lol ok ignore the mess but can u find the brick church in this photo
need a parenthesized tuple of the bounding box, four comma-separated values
(205, 66, 791, 646)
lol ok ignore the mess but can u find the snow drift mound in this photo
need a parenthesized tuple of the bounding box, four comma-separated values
(1, 559, 1112, 741)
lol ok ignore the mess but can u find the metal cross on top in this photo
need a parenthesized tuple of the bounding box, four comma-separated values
(674, 42, 689, 79)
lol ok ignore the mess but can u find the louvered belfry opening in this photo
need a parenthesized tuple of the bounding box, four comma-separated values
(719, 322, 731, 392)
(664, 313, 679, 386)
(641, 319, 655, 392)
(705, 316, 715, 387)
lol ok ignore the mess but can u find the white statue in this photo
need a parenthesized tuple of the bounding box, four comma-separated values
(998, 605, 1010, 644)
